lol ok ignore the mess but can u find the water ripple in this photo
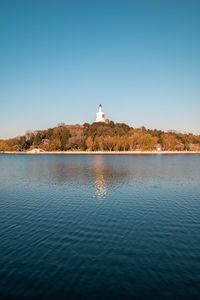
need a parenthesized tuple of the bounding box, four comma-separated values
(0, 154, 200, 299)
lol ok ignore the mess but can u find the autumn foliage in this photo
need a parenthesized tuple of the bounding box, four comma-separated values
(0, 122, 200, 152)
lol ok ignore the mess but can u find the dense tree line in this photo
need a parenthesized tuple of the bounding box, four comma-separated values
(1, 122, 200, 152)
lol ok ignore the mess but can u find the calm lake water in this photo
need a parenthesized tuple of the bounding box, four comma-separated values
(0, 154, 200, 299)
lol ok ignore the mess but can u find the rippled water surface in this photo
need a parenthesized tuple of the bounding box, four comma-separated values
(0, 154, 200, 299)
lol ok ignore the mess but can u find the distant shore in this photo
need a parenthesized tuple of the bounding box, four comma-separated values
(1, 151, 200, 155)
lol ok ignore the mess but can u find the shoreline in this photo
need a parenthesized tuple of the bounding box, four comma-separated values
(1, 151, 200, 155)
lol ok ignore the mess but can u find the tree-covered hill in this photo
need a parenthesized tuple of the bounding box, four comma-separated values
(1, 122, 200, 152)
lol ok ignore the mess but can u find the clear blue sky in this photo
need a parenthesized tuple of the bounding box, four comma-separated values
(0, 0, 200, 139)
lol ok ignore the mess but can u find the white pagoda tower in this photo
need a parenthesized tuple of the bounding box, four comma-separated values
(95, 104, 106, 123)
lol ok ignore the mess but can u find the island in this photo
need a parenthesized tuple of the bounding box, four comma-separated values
(1, 112, 200, 154)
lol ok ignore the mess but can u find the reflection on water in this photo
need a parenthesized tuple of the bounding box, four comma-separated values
(94, 156, 108, 200)
(0, 154, 200, 299)
(1, 154, 199, 188)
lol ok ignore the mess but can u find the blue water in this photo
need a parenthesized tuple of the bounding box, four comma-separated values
(0, 154, 200, 299)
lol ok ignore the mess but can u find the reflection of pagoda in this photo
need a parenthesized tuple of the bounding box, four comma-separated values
(94, 156, 108, 200)
(95, 104, 105, 123)
(95, 175, 107, 200)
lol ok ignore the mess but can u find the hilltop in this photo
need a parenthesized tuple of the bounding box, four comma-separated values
(0, 122, 200, 152)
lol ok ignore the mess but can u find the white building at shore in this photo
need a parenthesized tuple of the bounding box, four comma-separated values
(95, 104, 106, 123)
